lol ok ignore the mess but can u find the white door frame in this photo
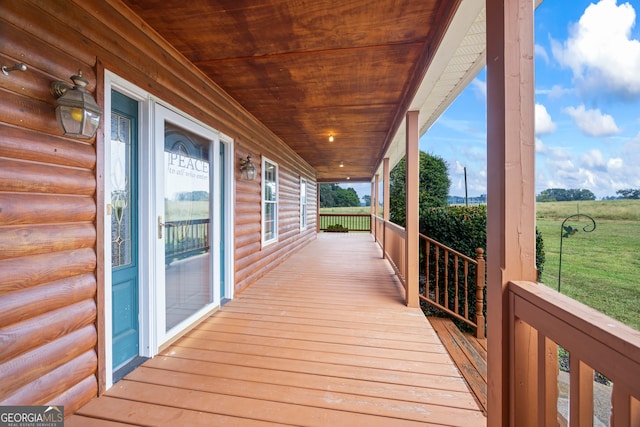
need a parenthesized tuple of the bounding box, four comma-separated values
(154, 103, 220, 344)
(103, 71, 235, 390)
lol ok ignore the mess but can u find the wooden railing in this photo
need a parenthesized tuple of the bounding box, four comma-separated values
(319, 213, 371, 232)
(420, 234, 485, 338)
(510, 280, 640, 426)
(374, 217, 406, 288)
(371, 217, 639, 424)
(165, 218, 210, 262)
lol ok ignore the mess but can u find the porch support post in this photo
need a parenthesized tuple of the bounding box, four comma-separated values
(405, 111, 419, 308)
(374, 173, 380, 218)
(370, 180, 376, 239)
(486, 0, 537, 424)
(316, 183, 320, 233)
(383, 158, 390, 221)
(370, 181, 376, 215)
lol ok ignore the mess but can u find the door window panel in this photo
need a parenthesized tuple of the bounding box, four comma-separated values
(164, 123, 212, 331)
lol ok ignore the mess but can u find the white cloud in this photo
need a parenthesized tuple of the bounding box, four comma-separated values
(551, 0, 640, 100)
(537, 137, 640, 197)
(535, 138, 547, 154)
(536, 85, 574, 99)
(454, 160, 466, 174)
(563, 105, 621, 136)
(580, 149, 606, 171)
(471, 78, 487, 99)
(607, 157, 623, 169)
(535, 44, 550, 64)
(535, 103, 557, 135)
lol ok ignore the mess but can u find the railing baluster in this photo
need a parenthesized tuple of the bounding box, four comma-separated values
(444, 249, 449, 309)
(318, 213, 372, 232)
(425, 241, 431, 299)
(538, 334, 559, 426)
(435, 246, 440, 305)
(569, 357, 594, 426)
(475, 248, 485, 339)
(463, 259, 468, 319)
(165, 219, 210, 260)
(611, 383, 634, 427)
(454, 255, 459, 313)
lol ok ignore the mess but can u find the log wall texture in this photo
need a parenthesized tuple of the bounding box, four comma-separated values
(0, 0, 316, 414)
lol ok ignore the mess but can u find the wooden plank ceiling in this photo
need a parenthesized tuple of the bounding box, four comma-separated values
(122, 0, 459, 182)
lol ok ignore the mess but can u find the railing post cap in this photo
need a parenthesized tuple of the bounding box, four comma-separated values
(476, 248, 484, 255)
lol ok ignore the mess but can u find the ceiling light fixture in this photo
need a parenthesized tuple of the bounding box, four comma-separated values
(339, 161, 344, 168)
(329, 133, 334, 143)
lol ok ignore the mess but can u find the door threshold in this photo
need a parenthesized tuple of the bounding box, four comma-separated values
(113, 356, 148, 383)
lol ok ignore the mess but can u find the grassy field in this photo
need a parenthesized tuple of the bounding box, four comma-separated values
(319, 206, 372, 214)
(536, 199, 640, 330)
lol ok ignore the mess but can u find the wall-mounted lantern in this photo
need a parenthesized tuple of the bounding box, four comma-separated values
(239, 155, 257, 180)
(51, 71, 102, 139)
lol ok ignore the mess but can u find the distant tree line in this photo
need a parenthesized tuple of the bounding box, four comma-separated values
(536, 188, 595, 202)
(174, 191, 209, 201)
(616, 188, 640, 199)
(319, 184, 361, 207)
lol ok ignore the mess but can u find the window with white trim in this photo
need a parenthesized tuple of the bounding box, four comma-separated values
(300, 178, 307, 230)
(262, 157, 278, 245)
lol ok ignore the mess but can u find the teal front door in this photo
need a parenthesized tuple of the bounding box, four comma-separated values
(110, 90, 139, 370)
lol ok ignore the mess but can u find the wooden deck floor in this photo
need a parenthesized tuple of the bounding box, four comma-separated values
(68, 233, 486, 426)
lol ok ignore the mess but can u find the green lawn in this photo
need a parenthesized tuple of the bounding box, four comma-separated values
(319, 206, 372, 214)
(536, 200, 640, 330)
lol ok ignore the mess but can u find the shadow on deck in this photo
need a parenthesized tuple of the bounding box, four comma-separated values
(68, 233, 486, 426)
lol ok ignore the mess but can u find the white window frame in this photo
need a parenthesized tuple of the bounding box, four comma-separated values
(262, 157, 279, 246)
(300, 177, 307, 230)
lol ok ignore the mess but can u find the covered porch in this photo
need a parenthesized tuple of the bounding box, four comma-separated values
(67, 233, 486, 426)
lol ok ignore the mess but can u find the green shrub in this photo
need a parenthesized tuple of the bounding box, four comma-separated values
(326, 224, 348, 232)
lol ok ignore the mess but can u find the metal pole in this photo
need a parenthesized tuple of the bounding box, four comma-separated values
(464, 166, 468, 207)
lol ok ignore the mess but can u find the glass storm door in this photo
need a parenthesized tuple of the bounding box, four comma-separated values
(110, 91, 139, 370)
(158, 108, 216, 336)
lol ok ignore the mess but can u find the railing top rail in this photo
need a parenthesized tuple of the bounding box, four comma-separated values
(419, 233, 478, 264)
(383, 220, 406, 235)
(510, 280, 640, 394)
(165, 218, 210, 225)
(320, 213, 371, 217)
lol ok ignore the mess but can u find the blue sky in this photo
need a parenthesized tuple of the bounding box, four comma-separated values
(349, 0, 640, 200)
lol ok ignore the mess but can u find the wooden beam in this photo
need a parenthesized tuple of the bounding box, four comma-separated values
(486, 0, 536, 424)
(405, 111, 419, 308)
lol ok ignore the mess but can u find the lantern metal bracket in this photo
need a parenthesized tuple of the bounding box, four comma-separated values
(2, 63, 27, 76)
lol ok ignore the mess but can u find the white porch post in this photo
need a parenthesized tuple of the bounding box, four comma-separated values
(405, 111, 419, 308)
(486, 0, 537, 425)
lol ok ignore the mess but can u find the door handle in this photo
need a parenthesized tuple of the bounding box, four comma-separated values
(158, 216, 165, 239)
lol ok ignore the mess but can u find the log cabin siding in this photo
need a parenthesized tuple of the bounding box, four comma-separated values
(1, 0, 317, 414)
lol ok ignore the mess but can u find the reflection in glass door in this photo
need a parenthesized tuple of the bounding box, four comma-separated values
(163, 123, 213, 331)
